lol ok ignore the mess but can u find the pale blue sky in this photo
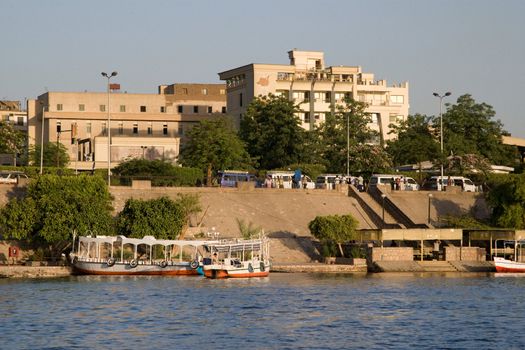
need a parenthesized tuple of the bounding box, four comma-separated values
(2, 0, 525, 136)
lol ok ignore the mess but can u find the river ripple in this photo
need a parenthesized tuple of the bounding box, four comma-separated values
(1, 273, 525, 349)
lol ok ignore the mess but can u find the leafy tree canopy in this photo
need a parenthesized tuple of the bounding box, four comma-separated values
(314, 98, 391, 173)
(308, 214, 359, 257)
(27, 142, 70, 168)
(116, 194, 201, 239)
(112, 159, 203, 186)
(0, 121, 26, 166)
(179, 116, 252, 182)
(387, 114, 440, 168)
(240, 94, 307, 170)
(0, 175, 113, 257)
(439, 94, 518, 166)
(486, 174, 525, 229)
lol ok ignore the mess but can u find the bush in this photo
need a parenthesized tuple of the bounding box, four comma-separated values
(308, 214, 359, 257)
(112, 159, 203, 186)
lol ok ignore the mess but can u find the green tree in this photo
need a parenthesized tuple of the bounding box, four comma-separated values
(308, 214, 359, 257)
(240, 94, 307, 169)
(314, 98, 391, 173)
(486, 174, 525, 229)
(439, 94, 518, 167)
(27, 142, 70, 168)
(0, 175, 113, 258)
(116, 194, 201, 239)
(387, 114, 440, 170)
(112, 158, 203, 186)
(178, 116, 252, 184)
(0, 121, 26, 166)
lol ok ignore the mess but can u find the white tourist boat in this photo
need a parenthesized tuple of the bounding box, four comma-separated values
(202, 236, 271, 279)
(494, 240, 525, 273)
(70, 234, 216, 276)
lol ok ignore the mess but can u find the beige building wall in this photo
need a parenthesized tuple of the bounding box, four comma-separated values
(27, 84, 226, 170)
(218, 50, 409, 143)
(0, 101, 28, 166)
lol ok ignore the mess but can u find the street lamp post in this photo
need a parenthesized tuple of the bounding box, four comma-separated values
(381, 194, 387, 224)
(433, 92, 451, 191)
(39, 102, 47, 175)
(428, 193, 433, 225)
(101, 71, 118, 187)
(346, 112, 350, 178)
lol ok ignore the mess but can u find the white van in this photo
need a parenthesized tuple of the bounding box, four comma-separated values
(428, 176, 477, 192)
(267, 171, 294, 189)
(315, 174, 347, 189)
(369, 174, 419, 191)
(219, 170, 254, 188)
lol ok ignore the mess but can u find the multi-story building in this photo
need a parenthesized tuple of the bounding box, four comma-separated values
(0, 100, 28, 166)
(27, 83, 226, 170)
(218, 49, 409, 143)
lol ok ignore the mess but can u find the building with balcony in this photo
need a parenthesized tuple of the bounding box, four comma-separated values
(26, 83, 226, 170)
(218, 49, 409, 143)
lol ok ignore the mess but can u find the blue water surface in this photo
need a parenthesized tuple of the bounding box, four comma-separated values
(1, 272, 524, 350)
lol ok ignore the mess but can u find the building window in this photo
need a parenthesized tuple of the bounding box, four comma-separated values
(57, 104, 63, 111)
(133, 123, 138, 134)
(79, 104, 85, 111)
(222, 106, 227, 114)
(56, 121, 62, 133)
(120, 105, 126, 112)
(163, 123, 168, 135)
(86, 122, 92, 135)
(178, 124, 183, 135)
(239, 93, 243, 107)
(100, 105, 106, 112)
(101, 122, 107, 136)
(182, 88, 188, 94)
(304, 112, 310, 123)
(207, 106, 212, 114)
(160, 106, 165, 113)
(220, 89, 225, 95)
(147, 122, 152, 135)
(17, 117, 24, 126)
(390, 95, 404, 104)
(178, 105, 183, 113)
(202, 88, 208, 95)
(118, 122, 123, 135)
(140, 106, 147, 112)
(193, 106, 199, 113)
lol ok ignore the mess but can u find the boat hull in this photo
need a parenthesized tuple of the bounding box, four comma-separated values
(72, 260, 200, 276)
(494, 257, 525, 273)
(203, 262, 270, 279)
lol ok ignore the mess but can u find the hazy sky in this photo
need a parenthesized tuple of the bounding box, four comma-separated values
(2, 0, 525, 136)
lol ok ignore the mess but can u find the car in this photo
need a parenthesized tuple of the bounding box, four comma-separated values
(369, 174, 419, 191)
(218, 170, 254, 188)
(426, 176, 477, 192)
(0, 171, 29, 184)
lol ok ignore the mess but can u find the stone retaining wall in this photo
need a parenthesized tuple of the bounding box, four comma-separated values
(369, 247, 414, 262)
(444, 247, 486, 261)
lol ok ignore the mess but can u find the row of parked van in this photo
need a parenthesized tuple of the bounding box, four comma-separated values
(218, 171, 478, 192)
(369, 174, 478, 192)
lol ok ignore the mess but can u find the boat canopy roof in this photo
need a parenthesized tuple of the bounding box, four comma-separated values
(207, 238, 266, 253)
(78, 235, 216, 248)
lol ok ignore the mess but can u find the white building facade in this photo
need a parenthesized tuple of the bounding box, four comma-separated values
(218, 50, 409, 143)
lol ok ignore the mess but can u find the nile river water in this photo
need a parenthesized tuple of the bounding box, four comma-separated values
(1, 272, 525, 349)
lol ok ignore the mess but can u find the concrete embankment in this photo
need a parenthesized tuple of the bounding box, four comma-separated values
(0, 265, 73, 278)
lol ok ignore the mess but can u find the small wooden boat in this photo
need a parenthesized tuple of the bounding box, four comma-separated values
(70, 234, 215, 276)
(494, 240, 525, 273)
(202, 236, 271, 279)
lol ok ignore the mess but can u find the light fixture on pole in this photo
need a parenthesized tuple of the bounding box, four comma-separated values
(101, 71, 118, 187)
(346, 112, 350, 178)
(39, 101, 47, 175)
(433, 92, 451, 191)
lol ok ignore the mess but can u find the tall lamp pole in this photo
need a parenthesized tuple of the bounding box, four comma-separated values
(433, 92, 451, 190)
(39, 102, 47, 175)
(346, 112, 350, 178)
(101, 71, 118, 187)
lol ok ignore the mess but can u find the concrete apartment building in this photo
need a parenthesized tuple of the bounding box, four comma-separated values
(218, 49, 409, 143)
(26, 83, 226, 170)
(0, 101, 28, 166)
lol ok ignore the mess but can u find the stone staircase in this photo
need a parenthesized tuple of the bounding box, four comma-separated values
(416, 261, 459, 272)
